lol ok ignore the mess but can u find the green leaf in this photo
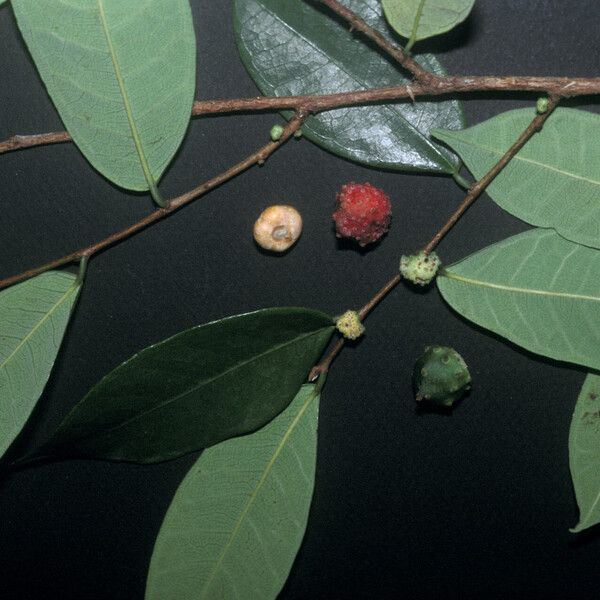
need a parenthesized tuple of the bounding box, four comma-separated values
(233, 0, 464, 174)
(11, 0, 196, 200)
(433, 108, 600, 249)
(437, 228, 600, 370)
(382, 0, 475, 43)
(32, 308, 333, 463)
(146, 383, 320, 600)
(0, 271, 81, 459)
(569, 373, 600, 533)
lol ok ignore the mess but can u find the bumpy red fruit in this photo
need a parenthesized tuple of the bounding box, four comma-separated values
(332, 182, 392, 246)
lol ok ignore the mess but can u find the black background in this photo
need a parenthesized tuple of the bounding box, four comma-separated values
(1, 1, 600, 598)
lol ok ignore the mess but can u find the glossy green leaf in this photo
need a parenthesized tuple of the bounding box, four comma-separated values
(11, 0, 196, 200)
(437, 228, 600, 370)
(0, 271, 80, 459)
(146, 383, 320, 600)
(569, 373, 600, 533)
(234, 0, 464, 174)
(382, 0, 475, 42)
(32, 308, 333, 463)
(433, 108, 600, 249)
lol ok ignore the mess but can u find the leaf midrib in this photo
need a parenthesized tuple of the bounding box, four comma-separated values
(408, 0, 427, 42)
(440, 133, 600, 187)
(200, 386, 317, 600)
(96, 0, 156, 192)
(442, 270, 600, 302)
(59, 326, 332, 446)
(0, 278, 79, 386)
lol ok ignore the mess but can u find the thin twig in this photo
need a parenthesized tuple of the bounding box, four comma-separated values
(314, 0, 432, 81)
(2, 78, 597, 156)
(404, 0, 426, 54)
(308, 97, 561, 382)
(308, 339, 345, 382)
(0, 0, 583, 381)
(308, 272, 403, 382)
(422, 95, 560, 254)
(0, 112, 307, 290)
(0, 0, 597, 157)
(0, 131, 71, 154)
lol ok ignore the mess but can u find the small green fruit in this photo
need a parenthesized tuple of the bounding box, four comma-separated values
(400, 251, 441, 286)
(536, 97, 549, 114)
(270, 124, 285, 141)
(335, 310, 365, 340)
(413, 346, 471, 407)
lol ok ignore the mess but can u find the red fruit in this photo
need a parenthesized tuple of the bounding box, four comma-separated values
(332, 182, 392, 246)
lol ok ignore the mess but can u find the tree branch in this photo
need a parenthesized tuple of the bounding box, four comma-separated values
(422, 95, 561, 254)
(0, 0, 586, 385)
(307, 273, 403, 382)
(2, 76, 597, 156)
(314, 0, 432, 82)
(0, 112, 307, 290)
(308, 97, 561, 382)
(1, 0, 598, 158)
(0, 131, 72, 154)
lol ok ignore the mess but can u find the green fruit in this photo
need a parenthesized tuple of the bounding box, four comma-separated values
(335, 310, 365, 340)
(413, 346, 471, 407)
(536, 97, 549, 114)
(270, 124, 285, 141)
(400, 251, 441, 286)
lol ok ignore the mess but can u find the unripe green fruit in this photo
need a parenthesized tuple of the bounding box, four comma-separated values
(270, 124, 285, 141)
(413, 346, 471, 407)
(335, 310, 365, 340)
(536, 97, 549, 114)
(400, 251, 441, 286)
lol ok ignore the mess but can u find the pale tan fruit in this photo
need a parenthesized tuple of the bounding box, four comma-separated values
(253, 205, 303, 252)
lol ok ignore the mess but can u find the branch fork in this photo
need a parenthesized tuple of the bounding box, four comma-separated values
(0, 2, 577, 381)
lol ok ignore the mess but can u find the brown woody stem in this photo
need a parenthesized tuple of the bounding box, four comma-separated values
(422, 95, 560, 254)
(308, 96, 560, 382)
(1, 79, 596, 156)
(0, 0, 585, 386)
(314, 0, 431, 81)
(0, 112, 307, 289)
(0, 0, 595, 157)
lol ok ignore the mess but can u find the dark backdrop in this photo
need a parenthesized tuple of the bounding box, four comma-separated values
(1, 1, 600, 598)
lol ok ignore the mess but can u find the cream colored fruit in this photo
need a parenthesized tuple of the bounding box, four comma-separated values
(253, 205, 303, 252)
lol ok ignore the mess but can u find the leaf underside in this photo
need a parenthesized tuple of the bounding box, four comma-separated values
(11, 0, 196, 193)
(438, 228, 600, 370)
(234, 0, 464, 174)
(0, 271, 80, 459)
(433, 108, 600, 249)
(382, 0, 475, 41)
(146, 384, 320, 600)
(569, 372, 600, 533)
(34, 308, 333, 463)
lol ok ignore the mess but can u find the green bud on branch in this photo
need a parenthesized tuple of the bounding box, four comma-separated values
(400, 251, 441, 286)
(270, 124, 285, 141)
(335, 310, 365, 340)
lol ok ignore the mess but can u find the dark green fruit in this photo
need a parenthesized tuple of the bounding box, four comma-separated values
(413, 346, 471, 407)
